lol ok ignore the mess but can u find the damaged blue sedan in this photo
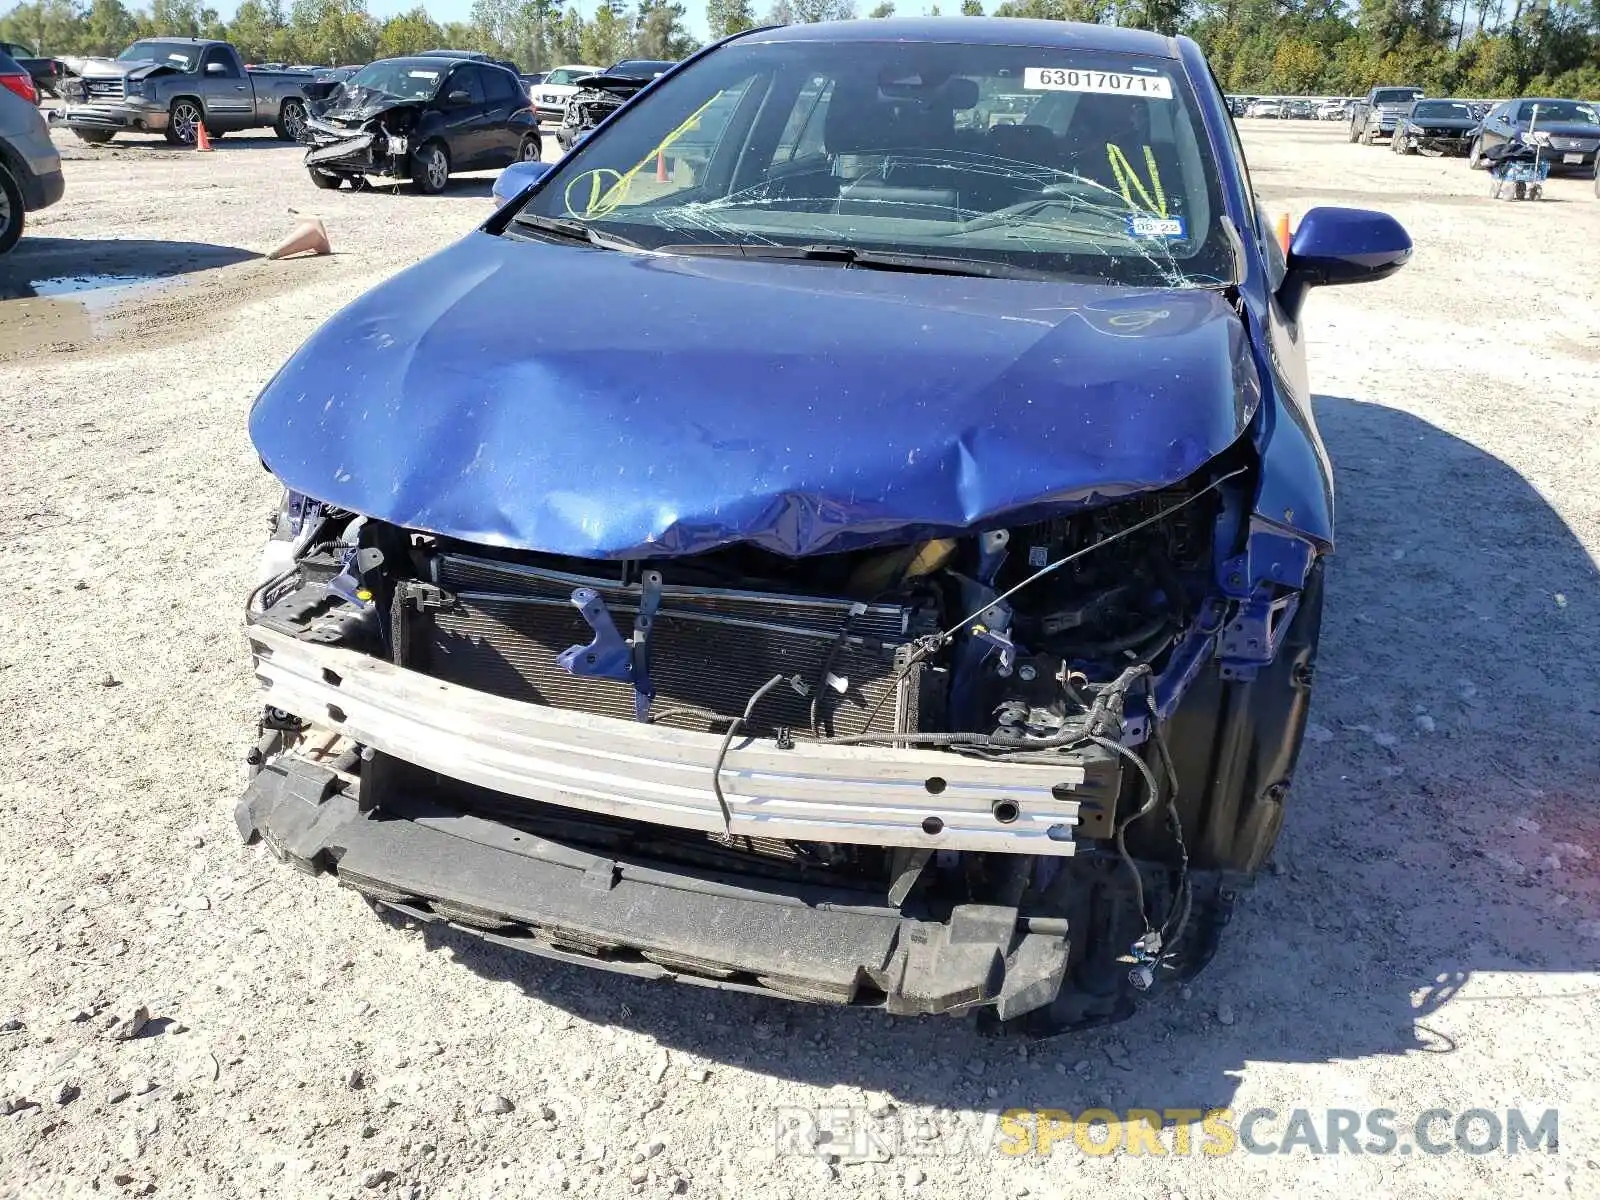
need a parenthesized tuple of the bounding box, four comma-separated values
(239, 19, 1410, 1034)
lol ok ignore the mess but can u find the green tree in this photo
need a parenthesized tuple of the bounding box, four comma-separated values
(766, 0, 853, 19)
(960, 0, 984, 13)
(706, 0, 755, 34)
(635, 0, 697, 57)
(286, 0, 377, 65)
(0, 0, 90, 55)
(866, 0, 893, 13)
(229, 0, 287, 61)
(81, 0, 141, 51)
(546, 5, 584, 60)
(579, 0, 630, 63)
(375, 5, 443, 56)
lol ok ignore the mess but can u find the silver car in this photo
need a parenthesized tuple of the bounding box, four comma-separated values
(0, 58, 64, 255)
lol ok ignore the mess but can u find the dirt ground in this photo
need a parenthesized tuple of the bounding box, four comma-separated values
(1, 119, 1597, 1200)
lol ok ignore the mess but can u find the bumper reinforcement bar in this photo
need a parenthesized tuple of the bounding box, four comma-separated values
(248, 626, 1113, 855)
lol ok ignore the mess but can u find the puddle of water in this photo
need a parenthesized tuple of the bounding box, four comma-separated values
(9, 273, 183, 310)
(0, 273, 189, 356)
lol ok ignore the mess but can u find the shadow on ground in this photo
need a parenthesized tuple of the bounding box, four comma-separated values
(407, 395, 1600, 1113)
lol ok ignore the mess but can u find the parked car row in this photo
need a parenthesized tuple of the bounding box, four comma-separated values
(1349, 85, 1600, 191)
(1227, 94, 1356, 120)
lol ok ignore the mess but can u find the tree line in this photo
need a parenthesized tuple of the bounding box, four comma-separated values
(2, 0, 1595, 97)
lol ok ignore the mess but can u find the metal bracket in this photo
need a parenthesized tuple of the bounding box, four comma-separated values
(328, 546, 384, 608)
(1212, 519, 1315, 680)
(1217, 588, 1302, 681)
(977, 529, 1010, 585)
(629, 571, 662, 721)
(558, 588, 633, 681)
(970, 603, 1018, 678)
(400, 581, 455, 612)
(1217, 525, 1315, 600)
(557, 572, 663, 721)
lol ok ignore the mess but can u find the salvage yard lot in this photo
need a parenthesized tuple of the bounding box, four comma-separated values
(1, 120, 1598, 1199)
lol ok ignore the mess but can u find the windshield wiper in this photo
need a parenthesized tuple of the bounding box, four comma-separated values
(513, 213, 643, 253)
(656, 242, 1056, 280)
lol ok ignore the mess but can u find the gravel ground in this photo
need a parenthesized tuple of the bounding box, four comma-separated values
(1, 120, 1597, 1200)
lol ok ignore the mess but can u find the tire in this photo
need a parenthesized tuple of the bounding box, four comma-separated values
(165, 98, 202, 146)
(1468, 138, 1485, 169)
(1347, 122, 1360, 143)
(1361, 123, 1376, 146)
(517, 133, 541, 163)
(308, 167, 343, 190)
(72, 128, 114, 145)
(275, 98, 308, 142)
(1594, 169, 1599, 198)
(411, 141, 450, 194)
(0, 162, 24, 256)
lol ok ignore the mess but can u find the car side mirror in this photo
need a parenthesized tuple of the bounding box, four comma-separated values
(447, 89, 472, 106)
(205, 62, 227, 75)
(492, 159, 553, 207)
(1277, 206, 1411, 320)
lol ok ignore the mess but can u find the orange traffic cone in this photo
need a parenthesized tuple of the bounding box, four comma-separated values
(1275, 211, 1291, 255)
(267, 212, 331, 260)
(195, 121, 213, 152)
(656, 151, 668, 183)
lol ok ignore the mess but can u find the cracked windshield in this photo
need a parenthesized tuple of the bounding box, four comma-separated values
(510, 40, 1239, 287)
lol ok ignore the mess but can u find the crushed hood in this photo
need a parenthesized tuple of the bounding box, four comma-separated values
(318, 86, 424, 123)
(80, 59, 177, 80)
(250, 232, 1261, 559)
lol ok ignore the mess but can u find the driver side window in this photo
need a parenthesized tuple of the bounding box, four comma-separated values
(452, 67, 486, 105)
(202, 47, 238, 78)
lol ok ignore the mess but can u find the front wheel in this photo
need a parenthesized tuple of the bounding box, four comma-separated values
(307, 167, 342, 190)
(1346, 122, 1360, 143)
(165, 99, 202, 146)
(0, 163, 25, 256)
(517, 133, 542, 163)
(72, 128, 115, 145)
(1468, 138, 1485, 169)
(411, 142, 450, 195)
(276, 99, 308, 142)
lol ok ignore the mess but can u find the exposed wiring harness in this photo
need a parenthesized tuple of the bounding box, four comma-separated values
(852, 467, 1248, 737)
(709, 673, 786, 833)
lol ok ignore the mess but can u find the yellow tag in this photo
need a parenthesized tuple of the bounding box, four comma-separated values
(1105, 144, 1167, 217)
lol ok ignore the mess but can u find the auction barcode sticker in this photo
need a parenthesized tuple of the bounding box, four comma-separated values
(1023, 68, 1173, 99)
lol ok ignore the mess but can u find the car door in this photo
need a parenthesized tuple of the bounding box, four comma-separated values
(478, 66, 526, 165)
(199, 44, 251, 131)
(1480, 102, 1514, 151)
(435, 65, 489, 169)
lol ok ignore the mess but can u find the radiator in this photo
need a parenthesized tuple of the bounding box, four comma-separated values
(395, 553, 938, 739)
